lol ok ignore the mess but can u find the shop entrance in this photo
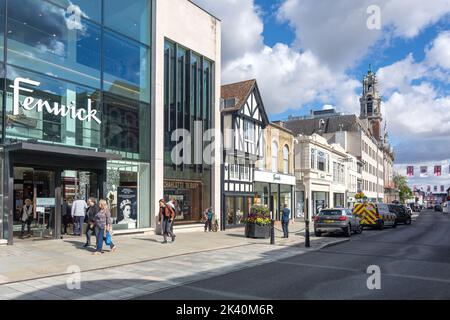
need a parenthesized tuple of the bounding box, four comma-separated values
(13, 167, 100, 240)
(13, 168, 55, 239)
(4, 141, 121, 244)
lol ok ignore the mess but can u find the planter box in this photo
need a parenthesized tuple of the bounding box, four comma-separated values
(245, 223, 270, 239)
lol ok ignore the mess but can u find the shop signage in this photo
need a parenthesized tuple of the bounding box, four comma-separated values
(12, 77, 101, 125)
(36, 198, 55, 207)
(164, 180, 202, 190)
(273, 173, 281, 181)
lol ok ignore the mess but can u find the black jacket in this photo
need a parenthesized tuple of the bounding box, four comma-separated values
(86, 204, 100, 223)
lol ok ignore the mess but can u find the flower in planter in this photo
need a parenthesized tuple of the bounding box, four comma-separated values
(244, 205, 271, 226)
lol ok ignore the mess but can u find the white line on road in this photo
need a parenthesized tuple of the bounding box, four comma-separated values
(275, 261, 450, 285)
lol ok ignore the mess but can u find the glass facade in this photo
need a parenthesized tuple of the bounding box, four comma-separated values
(163, 39, 214, 224)
(253, 182, 294, 221)
(0, 0, 152, 234)
(224, 195, 252, 226)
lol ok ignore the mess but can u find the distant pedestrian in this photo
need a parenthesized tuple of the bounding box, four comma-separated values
(71, 195, 87, 236)
(168, 198, 180, 236)
(204, 207, 214, 232)
(84, 197, 100, 248)
(61, 199, 70, 235)
(158, 199, 175, 243)
(282, 204, 291, 238)
(20, 199, 34, 238)
(93, 199, 117, 255)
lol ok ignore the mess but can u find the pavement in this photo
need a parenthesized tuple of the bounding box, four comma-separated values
(136, 210, 450, 300)
(0, 220, 349, 300)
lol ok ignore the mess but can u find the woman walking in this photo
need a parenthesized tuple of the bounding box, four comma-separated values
(158, 199, 175, 243)
(93, 199, 117, 255)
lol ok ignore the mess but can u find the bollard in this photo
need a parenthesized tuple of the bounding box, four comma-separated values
(305, 219, 310, 248)
(270, 219, 275, 245)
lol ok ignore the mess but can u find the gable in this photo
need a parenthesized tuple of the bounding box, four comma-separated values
(238, 83, 269, 126)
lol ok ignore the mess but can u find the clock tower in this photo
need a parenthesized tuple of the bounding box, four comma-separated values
(360, 65, 382, 141)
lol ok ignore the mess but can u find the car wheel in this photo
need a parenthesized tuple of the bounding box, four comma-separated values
(356, 224, 363, 234)
(345, 224, 352, 237)
(406, 218, 411, 225)
(392, 221, 397, 228)
(378, 221, 384, 230)
(314, 231, 321, 237)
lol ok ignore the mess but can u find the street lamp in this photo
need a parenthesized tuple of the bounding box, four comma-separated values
(305, 197, 310, 248)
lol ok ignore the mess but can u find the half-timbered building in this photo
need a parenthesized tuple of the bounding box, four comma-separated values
(221, 79, 269, 229)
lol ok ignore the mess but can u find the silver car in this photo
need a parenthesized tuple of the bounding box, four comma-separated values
(314, 208, 363, 237)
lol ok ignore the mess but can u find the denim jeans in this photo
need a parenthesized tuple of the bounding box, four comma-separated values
(161, 216, 173, 241)
(95, 226, 115, 252)
(282, 221, 289, 238)
(74, 216, 84, 235)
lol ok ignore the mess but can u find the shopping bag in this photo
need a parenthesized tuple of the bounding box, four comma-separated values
(105, 231, 112, 245)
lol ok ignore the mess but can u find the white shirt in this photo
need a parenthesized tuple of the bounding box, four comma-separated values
(71, 199, 88, 217)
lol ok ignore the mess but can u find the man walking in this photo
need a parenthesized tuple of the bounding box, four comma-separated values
(84, 197, 100, 247)
(71, 195, 87, 236)
(282, 204, 291, 238)
(167, 197, 178, 239)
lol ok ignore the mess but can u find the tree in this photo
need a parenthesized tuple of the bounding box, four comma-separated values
(393, 174, 413, 204)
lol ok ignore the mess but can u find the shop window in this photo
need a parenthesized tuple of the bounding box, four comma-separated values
(106, 160, 150, 230)
(104, 0, 150, 45)
(5, 66, 101, 148)
(103, 30, 150, 103)
(7, 0, 101, 88)
(103, 93, 150, 160)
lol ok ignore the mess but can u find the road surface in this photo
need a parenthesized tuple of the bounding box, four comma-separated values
(135, 210, 450, 299)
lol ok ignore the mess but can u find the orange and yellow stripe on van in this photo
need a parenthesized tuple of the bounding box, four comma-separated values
(353, 203, 377, 225)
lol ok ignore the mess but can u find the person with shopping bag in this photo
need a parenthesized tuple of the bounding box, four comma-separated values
(93, 199, 117, 255)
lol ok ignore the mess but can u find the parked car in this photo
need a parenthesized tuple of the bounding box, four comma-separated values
(313, 208, 363, 237)
(404, 205, 413, 215)
(443, 202, 449, 214)
(388, 204, 412, 225)
(353, 202, 397, 230)
(435, 204, 443, 212)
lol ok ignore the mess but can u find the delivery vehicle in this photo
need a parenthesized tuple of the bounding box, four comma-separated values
(353, 202, 397, 230)
(313, 208, 363, 237)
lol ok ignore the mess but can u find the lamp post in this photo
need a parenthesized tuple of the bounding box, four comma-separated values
(305, 197, 310, 248)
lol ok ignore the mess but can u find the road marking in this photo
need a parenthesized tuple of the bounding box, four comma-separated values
(275, 261, 450, 284)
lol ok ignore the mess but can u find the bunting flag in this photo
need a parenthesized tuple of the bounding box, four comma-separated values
(407, 166, 414, 177)
(434, 165, 442, 176)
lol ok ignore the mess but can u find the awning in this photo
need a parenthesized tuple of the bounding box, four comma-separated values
(4, 141, 122, 161)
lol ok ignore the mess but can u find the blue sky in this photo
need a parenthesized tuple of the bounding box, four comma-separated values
(254, 0, 450, 122)
(195, 0, 450, 178)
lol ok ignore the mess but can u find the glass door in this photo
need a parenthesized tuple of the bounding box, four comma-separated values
(13, 168, 56, 239)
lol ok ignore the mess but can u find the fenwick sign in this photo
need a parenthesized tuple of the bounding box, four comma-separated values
(12, 77, 101, 125)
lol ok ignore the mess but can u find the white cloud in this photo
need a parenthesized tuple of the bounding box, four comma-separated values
(278, 0, 450, 70)
(192, 0, 264, 66)
(222, 43, 360, 114)
(193, 0, 450, 163)
(426, 31, 450, 69)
